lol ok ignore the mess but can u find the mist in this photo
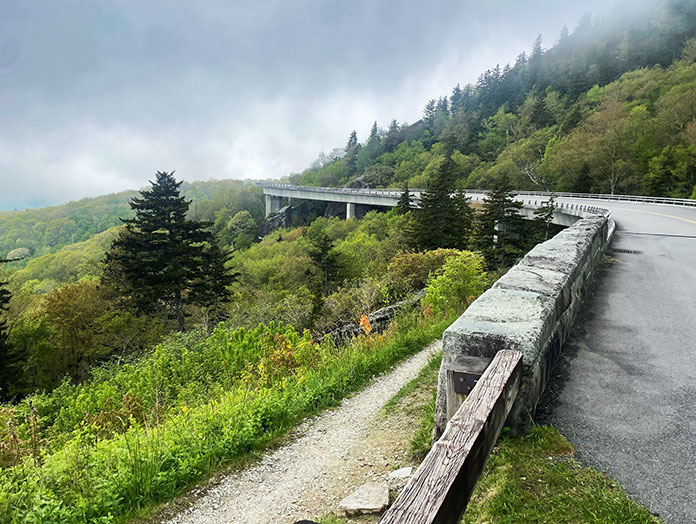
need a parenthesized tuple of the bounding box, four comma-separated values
(0, 0, 658, 210)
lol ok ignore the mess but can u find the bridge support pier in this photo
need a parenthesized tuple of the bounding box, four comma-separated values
(265, 195, 282, 217)
(346, 202, 355, 220)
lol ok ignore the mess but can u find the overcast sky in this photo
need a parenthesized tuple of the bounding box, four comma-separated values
(0, 0, 632, 210)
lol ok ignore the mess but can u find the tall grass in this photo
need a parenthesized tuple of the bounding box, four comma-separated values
(0, 310, 456, 523)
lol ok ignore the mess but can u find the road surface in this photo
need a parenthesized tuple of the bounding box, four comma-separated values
(540, 199, 696, 523)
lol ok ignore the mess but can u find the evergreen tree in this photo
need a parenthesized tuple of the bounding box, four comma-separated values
(396, 183, 414, 214)
(472, 181, 525, 269)
(531, 194, 556, 245)
(423, 99, 437, 131)
(413, 151, 472, 250)
(0, 273, 12, 400)
(528, 34, 544, 89)
(104, 171, 232, 330)
(346, 130, 358, 150)
(383, 119, 401, 153)
(453, 189, 474, 248)
(368, 121, 379, 142)
(345, 130, 360, 177)
(450, 84, 464, 115)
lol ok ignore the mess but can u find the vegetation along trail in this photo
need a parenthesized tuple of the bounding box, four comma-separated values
(162, 339, 442, 524)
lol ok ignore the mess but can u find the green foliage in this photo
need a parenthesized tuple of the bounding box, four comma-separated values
(422, 251, 489, 314)
(104, 172, 232, 330)
(284, 3, 696, 199)
(10, 227, 120, 294)
(530, 195, 558, 244)
(413, 152, 473, 251)
(382, 248, 461, 302)
(0, 180, 261, 270)
(472, 182, 526, 269)
(0, 310, 453, 523)
(396, 183, 414, 213)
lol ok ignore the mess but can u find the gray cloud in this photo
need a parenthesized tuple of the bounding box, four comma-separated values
(0, 0, 632, 209)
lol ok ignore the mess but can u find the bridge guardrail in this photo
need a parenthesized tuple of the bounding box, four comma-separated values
(258, 183, 696, 207)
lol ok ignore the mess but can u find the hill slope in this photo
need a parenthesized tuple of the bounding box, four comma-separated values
(0, 179, 264, 265)
(288, 0, 696, 199)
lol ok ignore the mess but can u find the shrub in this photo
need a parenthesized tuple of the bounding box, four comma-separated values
(423, 251, 489, 314)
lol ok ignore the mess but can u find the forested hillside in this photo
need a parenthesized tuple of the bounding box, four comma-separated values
(0, 179, 264, 265)
(289, 0, 696, 199)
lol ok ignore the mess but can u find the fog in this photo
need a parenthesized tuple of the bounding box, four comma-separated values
(0, 0, 650, 209)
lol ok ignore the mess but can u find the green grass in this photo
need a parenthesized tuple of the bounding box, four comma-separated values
(463, 426, 661, 524)
(382, 352, 442, 415)
(0, 311, 456, 524)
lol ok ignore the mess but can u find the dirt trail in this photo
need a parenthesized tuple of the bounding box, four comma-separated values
(162, 339, 441, 524)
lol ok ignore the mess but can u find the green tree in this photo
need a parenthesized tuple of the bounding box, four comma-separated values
(413, 151, 472, 251)
(306, 218, 343, 297)
(0, 271, 12, 399)
(472, 181, 525, 269)
(531, 195, 556, 244)
(104, 171, 232, 330)
(396, 183, 414, 214)
(422, 251, 489, 314)
(226, 210, 258, 249)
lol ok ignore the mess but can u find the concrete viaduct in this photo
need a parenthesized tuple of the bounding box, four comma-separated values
(260, 183, 607, 225)
(260, 183, 696, 523)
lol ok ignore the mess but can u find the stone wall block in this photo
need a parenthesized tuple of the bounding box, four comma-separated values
(434, 215, 611, 437)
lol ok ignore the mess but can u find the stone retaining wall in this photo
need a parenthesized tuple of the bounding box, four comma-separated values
(319, 290, 426, 343)
(434, 213, 614, 438)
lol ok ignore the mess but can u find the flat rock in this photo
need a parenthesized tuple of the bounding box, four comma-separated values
(388, 466, 413, 480)
(338, 482, 390, 516)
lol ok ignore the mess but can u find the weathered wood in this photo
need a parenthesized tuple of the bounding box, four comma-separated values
(379, 350, 522, 524)
(444, 355, 492, 420)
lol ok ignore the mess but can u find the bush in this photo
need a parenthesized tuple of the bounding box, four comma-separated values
(422, 251, 489, 314)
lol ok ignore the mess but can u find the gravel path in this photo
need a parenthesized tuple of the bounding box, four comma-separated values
(163, 339, 442, 524)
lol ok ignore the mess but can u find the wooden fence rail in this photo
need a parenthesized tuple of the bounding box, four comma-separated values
(379, 350, 523, 524)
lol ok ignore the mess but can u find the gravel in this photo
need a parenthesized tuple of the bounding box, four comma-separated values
(163, 339, 442, 524)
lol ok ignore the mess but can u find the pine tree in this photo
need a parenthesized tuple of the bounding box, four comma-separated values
(345, 130, 360, 177)
(383, 119, 401, 153)
(531, 194, 556, 244)
(528, 34, 544, 89)
(396, 183, 414, 214)
(472, 181, 525, 269)
(104, 171, 232, 330)
(423, 99, 437, 131)
(346, 130, 358, 150)
(0, 276, 12, 400)
(413, 151, 472, 250)
(450, 84, 464, 116)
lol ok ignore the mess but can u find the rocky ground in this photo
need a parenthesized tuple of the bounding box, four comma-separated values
(151, 340, 441, 524)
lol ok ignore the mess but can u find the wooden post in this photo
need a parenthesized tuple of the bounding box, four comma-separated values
(379, 350, 522, 524)
(444, 355, 492, 421)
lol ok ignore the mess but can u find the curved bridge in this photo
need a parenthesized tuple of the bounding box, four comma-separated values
(260, 183, 696, 522)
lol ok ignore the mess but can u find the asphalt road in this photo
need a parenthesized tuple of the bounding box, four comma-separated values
(538, 200, 696, 523)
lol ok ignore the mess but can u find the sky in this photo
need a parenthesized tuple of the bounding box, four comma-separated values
(0, 0, 631, 210)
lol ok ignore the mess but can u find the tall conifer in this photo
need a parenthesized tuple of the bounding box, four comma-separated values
(413, 150, 472, 250)
(396, 183, 414, 214)
(104, 171, 232, 330)
(472, 180, 525, 269)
